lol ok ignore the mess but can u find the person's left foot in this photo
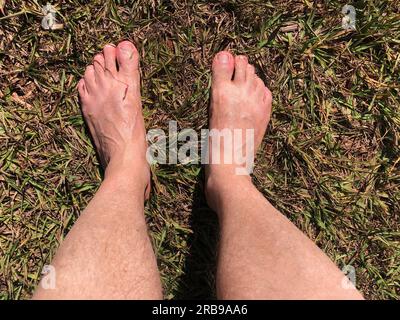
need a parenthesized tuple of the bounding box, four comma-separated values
(78, 41, 150, 191)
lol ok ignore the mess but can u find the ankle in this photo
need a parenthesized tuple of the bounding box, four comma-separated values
(205, 166, 253, 212)
(104, 154, 150, 190)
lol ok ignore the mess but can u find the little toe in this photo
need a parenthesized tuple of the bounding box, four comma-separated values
(212, 51, 235, 83)
(255, 77, 265, 88)
(77, 79, 88, 98)
(264, 87, 273, 106)
(84, 65, 96, 93)
(264, 87, 273, 119)
(233, 55, 248, 84)
(255, 77, 266, 97)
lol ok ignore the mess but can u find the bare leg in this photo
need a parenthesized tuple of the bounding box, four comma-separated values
(206, 51, 363, 300)
(33, 42, 162, 299)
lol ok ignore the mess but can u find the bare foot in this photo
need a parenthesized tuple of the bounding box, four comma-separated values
(78, 41, 149, 193)
(205, 51, 272, 211)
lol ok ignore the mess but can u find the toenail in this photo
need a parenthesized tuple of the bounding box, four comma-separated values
(217, 52, 230, 63)
(120, 47, 133, 59)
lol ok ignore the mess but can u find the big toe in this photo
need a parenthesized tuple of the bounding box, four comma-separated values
(116, 41, 139, 76)
(212, 51, 234, 83)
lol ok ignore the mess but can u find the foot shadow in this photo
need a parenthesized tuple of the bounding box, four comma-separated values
(175, 169, 220, 300)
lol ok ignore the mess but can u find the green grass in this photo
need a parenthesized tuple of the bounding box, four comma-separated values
(0, 0, 399, 300)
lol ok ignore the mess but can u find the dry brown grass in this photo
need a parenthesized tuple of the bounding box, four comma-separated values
(0, 0, 399, 299)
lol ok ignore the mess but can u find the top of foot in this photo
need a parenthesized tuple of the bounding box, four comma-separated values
(78, 41, 149, 189)
(205, 51, 272, 207)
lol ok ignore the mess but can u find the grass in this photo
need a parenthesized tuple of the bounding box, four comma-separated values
(0, 0, 399, 300)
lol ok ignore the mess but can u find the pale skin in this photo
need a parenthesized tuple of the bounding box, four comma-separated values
(33, 41, 363, 300)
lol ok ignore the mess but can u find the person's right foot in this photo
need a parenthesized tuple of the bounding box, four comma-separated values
(78, 41, 150, 193)
(205, 51, 272, 211)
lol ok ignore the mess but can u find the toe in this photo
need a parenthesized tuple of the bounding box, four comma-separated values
(103, 44, 117, 75)
(260, 86, 272, 121)
(116, 41, 139, 76)
(255, 77, 264, 89)
(254, 77, 266, 97)
(212, 51, 234, 83)
(264, 86, 272, 106)
(93, 53, 105, 78)
(233, 55, 248, 84)
(246, 64, 255, 81)
(262, 87, 273, 120)
(84, 65, 96, 93)
(264, 86, 272, 100)
(77, 79, 88, 98)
